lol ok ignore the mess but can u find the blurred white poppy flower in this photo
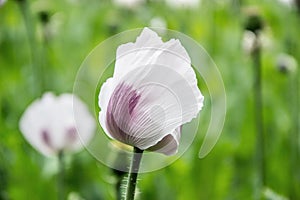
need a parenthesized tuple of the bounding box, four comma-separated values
(19, 92, 96, 157)
(0, 0, 6, 7)
(165, 0, 201, 9)
(113, 0, 144, 8)
(149, 17, 167, 35)
(277, 0, 295, 7)
(276, 53, 298, 74)
(150, 17, 167, 29)
(98, 28, 204, 156)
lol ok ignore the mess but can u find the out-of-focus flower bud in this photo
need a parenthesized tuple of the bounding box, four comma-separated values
(38, 10, 50, 24)
(243, 7, 264, 34)
(276, 53, 298, 74)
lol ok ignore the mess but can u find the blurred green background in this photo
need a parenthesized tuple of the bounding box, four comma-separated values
(0, 0, 300, 199)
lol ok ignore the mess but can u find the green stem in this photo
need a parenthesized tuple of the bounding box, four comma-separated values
(125, 147, 144, 200)
(289, 62, 300, 199)
(296, 54, 300, 200)
(116, 177, 122, 200)
(290, 14, 300, 199)
(113, 170, 126, 200)
(57, 151, 65, 200)
(252, 32, 266, 197)
(17, 0, 43, 95)
(296, 62, 300, 198)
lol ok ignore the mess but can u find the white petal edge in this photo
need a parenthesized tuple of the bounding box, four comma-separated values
(113, 28, 190, 80)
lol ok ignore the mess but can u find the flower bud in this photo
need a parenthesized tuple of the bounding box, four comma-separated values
(243, 7, 264, 34)
(276, 53, 298, 74)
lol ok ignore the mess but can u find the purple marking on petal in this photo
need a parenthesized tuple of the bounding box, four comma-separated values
(106, 82, 141, 145)
(41, 129, 52, 148)
(66, 127, 77, 142)
(129, 91, 141, 115)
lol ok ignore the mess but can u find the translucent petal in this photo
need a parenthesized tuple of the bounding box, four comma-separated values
(113, 28, 190, 80)
(98, 78, 115, 111)
(148, 126, 181, 155)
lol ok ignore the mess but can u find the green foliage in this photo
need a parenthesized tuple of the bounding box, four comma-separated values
(0, 0, 299, 199)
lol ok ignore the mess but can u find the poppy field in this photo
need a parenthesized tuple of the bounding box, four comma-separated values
(0, 0, 299, 199)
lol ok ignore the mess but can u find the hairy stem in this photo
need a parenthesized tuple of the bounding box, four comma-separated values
(125, 147, 143, 200)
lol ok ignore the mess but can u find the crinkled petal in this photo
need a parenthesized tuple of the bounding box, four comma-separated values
(114, 28, 175, 79)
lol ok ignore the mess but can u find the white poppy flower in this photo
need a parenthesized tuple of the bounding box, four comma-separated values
(19, 92, 96, 157)
(98, 28, 204, 156)
(165, 0, 201, 9)
(277, 0, 295, 7)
